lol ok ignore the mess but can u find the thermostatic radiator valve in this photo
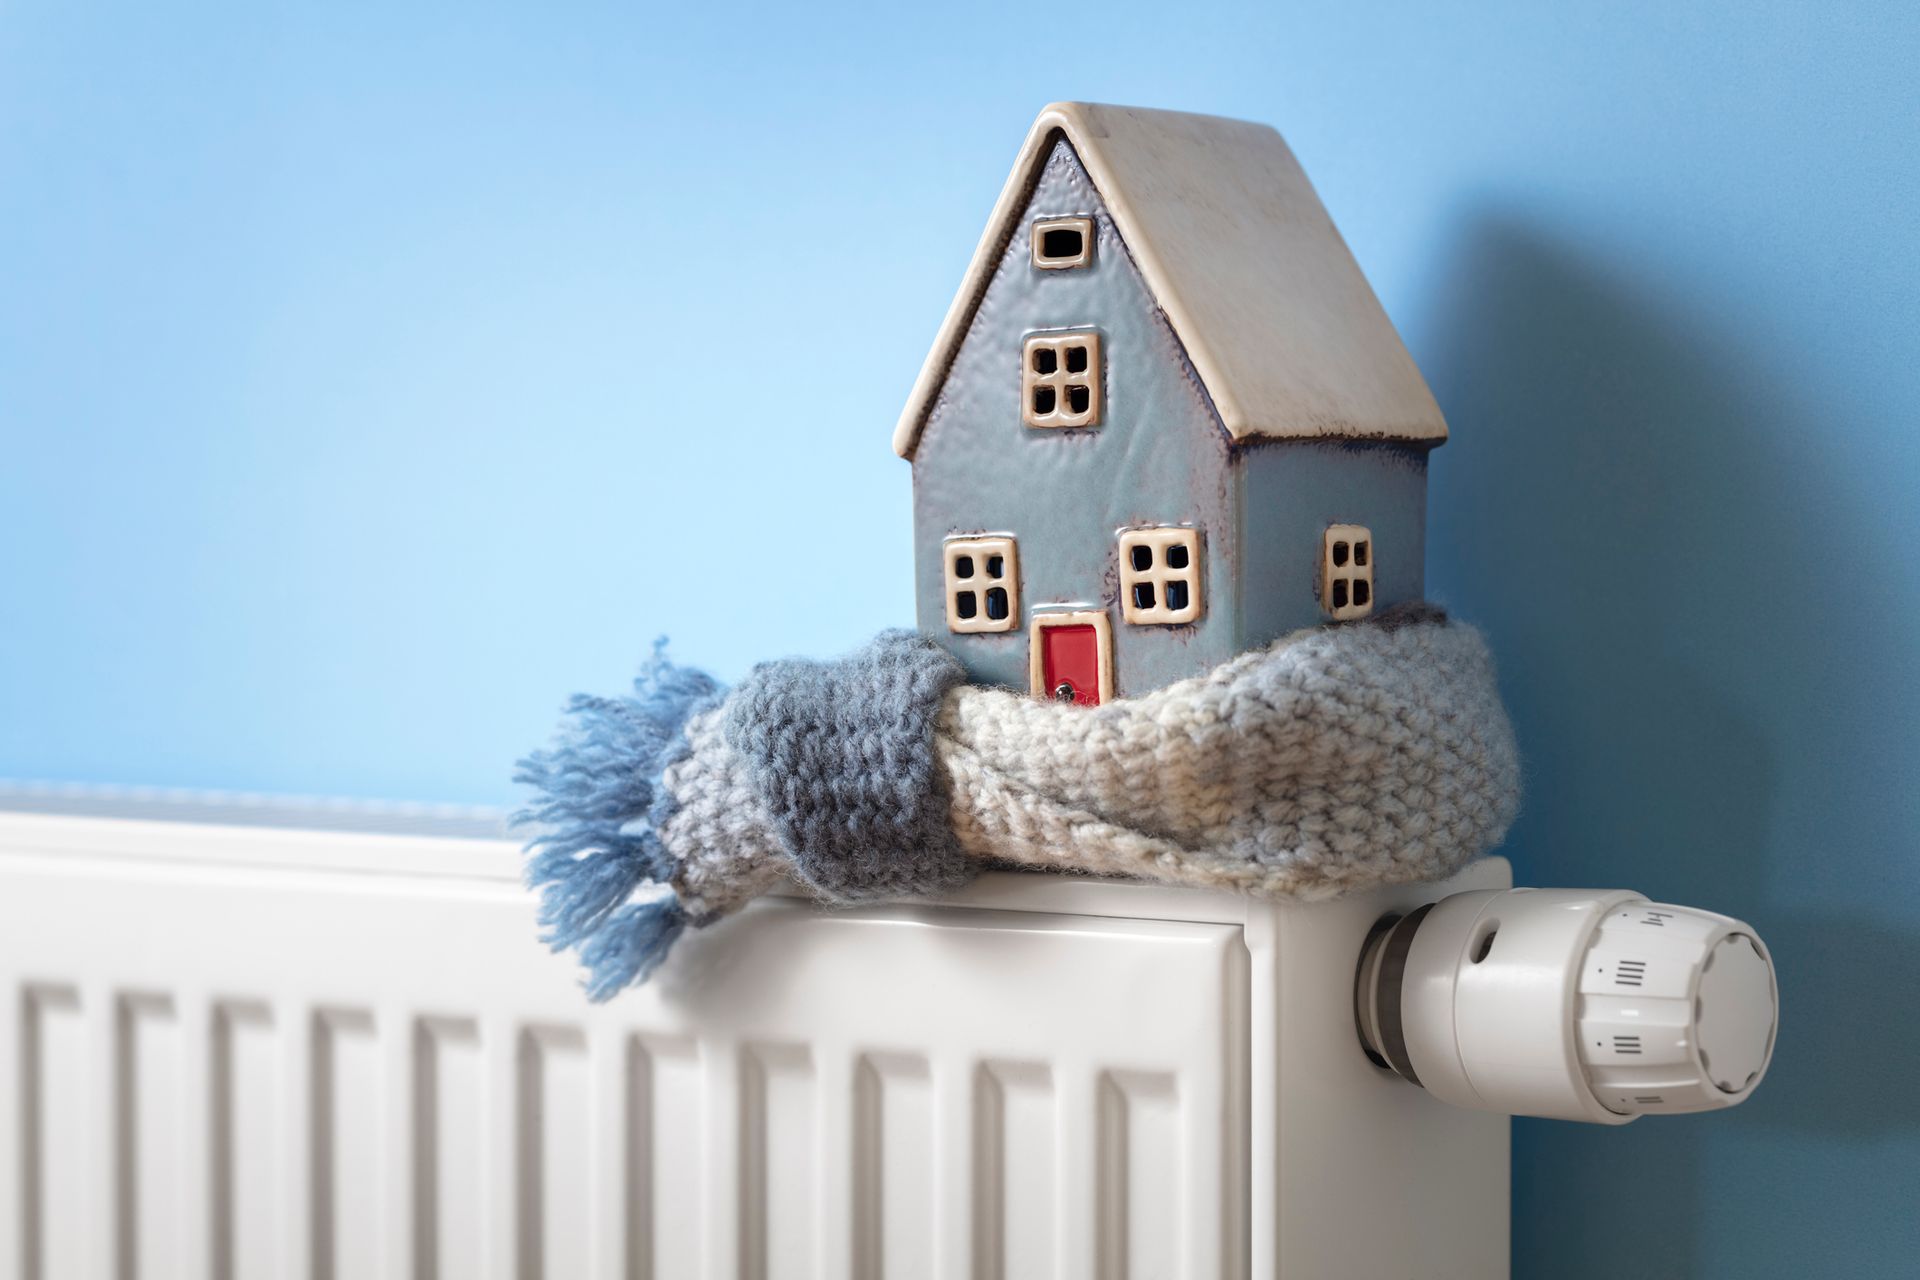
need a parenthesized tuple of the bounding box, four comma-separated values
(1354, 889, 1777, 1124)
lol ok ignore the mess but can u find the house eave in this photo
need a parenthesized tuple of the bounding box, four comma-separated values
(893, 113, 1071, 460)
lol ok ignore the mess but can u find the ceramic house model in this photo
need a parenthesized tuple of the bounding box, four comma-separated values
(898, 102, 1448, 703)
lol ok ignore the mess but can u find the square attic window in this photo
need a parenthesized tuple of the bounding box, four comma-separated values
(944, 535, 1019, 633)
(1023, 330, 1102, 429)
(1031, 216, 1094, 269)
(1322, 523, 1375, 620)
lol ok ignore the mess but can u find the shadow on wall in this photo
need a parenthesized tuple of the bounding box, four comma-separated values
(1417, 215, 1920, 1277)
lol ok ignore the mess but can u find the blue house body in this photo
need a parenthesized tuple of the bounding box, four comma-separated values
(897, 104, 1448, 702)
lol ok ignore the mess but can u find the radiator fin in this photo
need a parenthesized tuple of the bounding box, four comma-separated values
(314, 1008, 379, 1280)
(741, 1042, 818, 1279)
(519, 1025, 591, 1280)
(212, 1000, 277, 1280)
(630, 1034, 701, 1279)
(416, 1016, 482, 1280)
(853, 1052, 934, 1280)
(1099, 1070, 1182, 1279)
(975, 1060, 1057, 1279)
(119, 993, 183, 1280)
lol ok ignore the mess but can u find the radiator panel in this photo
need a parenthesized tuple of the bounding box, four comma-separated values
(0, 816, 1249, 1280)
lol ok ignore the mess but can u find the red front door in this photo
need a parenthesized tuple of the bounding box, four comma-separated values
(1041, 623, 1102, 706)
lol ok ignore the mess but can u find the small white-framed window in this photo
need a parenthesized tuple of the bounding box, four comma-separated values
(944, 535, 1019, 633)
(1031, 216, 1094, 269)
(1022, 330, 1102, 429)
(1118, 526, 1203, 625)
(1322, 524, 1374, 620)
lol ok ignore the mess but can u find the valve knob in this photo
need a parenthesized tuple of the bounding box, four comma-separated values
(1355, 888, 1778, 1124)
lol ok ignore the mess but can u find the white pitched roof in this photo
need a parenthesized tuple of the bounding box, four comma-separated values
(893, 102, 1448, 458)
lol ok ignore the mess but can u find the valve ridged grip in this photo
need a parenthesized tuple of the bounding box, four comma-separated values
(1575, 902, 1777, 1115)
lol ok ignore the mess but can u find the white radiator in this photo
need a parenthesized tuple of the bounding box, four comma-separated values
(0, 806, 1508, 1279)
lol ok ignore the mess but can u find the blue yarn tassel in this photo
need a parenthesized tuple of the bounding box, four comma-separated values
(514, 640, 722, 997)
(578, 896, 688, 1000)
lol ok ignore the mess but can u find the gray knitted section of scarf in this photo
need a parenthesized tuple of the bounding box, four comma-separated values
(515, 607, 1520, 998)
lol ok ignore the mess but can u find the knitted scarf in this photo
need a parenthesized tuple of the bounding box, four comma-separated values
(516, 607, 1520, 999)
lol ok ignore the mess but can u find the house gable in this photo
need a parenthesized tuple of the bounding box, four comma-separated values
(895, 102, 1448, 457)
(909, 136, 1239, 695)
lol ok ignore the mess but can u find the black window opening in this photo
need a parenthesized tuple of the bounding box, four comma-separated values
(1041, 226, 1084, 260)
(1032, 217, 1094, 269)
(1332, 538, 1371, 569)
(1132, 582, 1156, 610)
(1130, 544, 1153, 572)
(955, 591, 978, 619)
(953, 555, 974, 579)
(984, 587, 1008, 620)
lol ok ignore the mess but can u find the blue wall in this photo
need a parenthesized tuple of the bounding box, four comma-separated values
(3, 2, 1914, 1272)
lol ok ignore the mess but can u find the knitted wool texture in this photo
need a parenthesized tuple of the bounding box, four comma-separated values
(518, 609, 1521, 996)
(721, 631, 973, 902)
